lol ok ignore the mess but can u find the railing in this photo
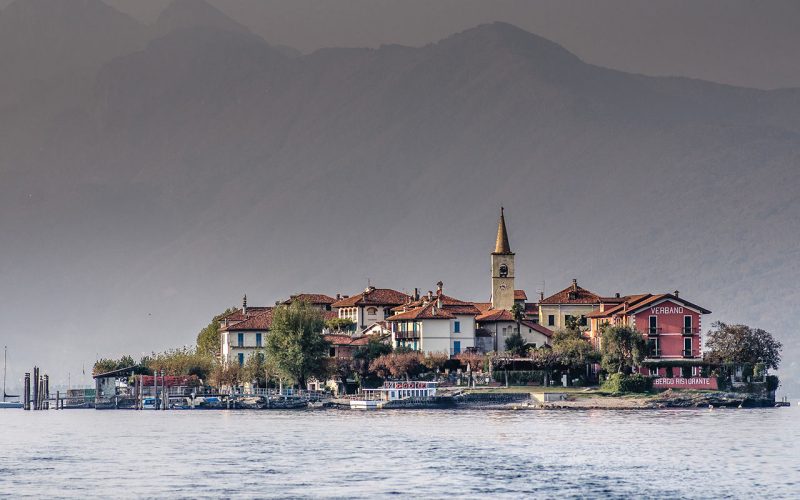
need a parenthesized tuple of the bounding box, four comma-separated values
(648, 349, 661, 358)
(682, 349, 697, 358)
(394, 331, 420, 340)
(647, 328, 662, 336)
(682, 328, 699, 335)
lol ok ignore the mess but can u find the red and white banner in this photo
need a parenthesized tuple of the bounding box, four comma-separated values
(653, 377, 718, 389)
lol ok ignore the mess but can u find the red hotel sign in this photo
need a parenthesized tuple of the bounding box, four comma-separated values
(653, 377, 718, 389)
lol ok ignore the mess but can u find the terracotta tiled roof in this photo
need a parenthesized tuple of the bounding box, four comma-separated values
(520, 321, 553, 338)
(514, 290, 527, 300)
(220, 306, 271, 323)
(472, 302, 492, 313)
(524, 303, 538, 314)
(476, 309, 515, 322)
(588, 293, 711, 318)
(323, 310, 339, 321)
(284, 293, 336, 305)
(324, 334, 387, 347)
(540, 282, 602, 305)
(386, 302, 455, 321)
(394, 293, 481, 316)
(332, 287, 410, 308)
(221, 309, 275, 331)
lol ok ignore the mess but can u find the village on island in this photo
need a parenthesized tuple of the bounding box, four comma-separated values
(11, 209, 785, 412)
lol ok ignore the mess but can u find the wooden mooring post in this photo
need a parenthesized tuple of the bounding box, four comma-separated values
(23, 372, 30, 410)
(32, 366, 39, 410)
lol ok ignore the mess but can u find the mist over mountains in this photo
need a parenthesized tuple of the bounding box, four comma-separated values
(1, 0, 798, 391)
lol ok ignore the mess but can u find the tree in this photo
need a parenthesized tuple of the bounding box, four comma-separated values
(599, 325, 647, 374)
(242, 350, 268, 387)
(369, 351, 424, 380)
(504, 303, 529, 356)
(505, 332, 527, 356)
(196, 308, 236, 359)
(351, 337, 393, 386)
(265, 302, 330, 388)
(145, 347, 214, 380)
(422, 352, 449, 373)
(325, 317, 356, 333)
(705, 322, 782, 370)
(551, 328, 599, 372)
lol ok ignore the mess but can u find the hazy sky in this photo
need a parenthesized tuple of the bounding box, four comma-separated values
(92, 0, 800, 89)
(1, 0, 798, 395)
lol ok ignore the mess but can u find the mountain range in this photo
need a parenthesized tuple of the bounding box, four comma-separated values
(0, 0, 798, 391)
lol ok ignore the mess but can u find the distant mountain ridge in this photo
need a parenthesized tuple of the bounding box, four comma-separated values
(0, 0, 798, 392)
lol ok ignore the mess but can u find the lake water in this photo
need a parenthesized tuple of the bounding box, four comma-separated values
(1, 406, 798, 498)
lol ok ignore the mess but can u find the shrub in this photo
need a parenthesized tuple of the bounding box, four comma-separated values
(602, 373, 653, 393)
(766, 375, 780, 392)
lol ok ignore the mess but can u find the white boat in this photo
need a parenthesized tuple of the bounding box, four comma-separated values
(349, 399, 383, 410)
(349, 381, 438, 410)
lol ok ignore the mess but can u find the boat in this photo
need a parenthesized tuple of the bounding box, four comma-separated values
(350, 381, 438, 410)
(1, 346, 23, 409)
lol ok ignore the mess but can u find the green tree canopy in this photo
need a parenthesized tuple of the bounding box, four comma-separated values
(551, 327, 599, 369)
(145, 347, 214, 380)
(504, 332, 527, 356)
(599, 325, 647, 374)
(705, 322, 782, 370)
(265, 302, 330, 388)
(196, 307, 236, 359)
(352, 337, 392, 380)
(325, 317, 356, 332)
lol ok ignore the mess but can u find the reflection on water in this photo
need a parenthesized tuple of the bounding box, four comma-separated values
(1, 407, 799, 498)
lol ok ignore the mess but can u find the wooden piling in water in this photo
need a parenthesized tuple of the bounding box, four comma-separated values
(23, 372, 30, 410)
(32, 366, 39, 410)
(43, 374, 49, 410)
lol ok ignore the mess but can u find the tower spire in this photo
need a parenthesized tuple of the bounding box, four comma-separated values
(494, 207, 512, 254)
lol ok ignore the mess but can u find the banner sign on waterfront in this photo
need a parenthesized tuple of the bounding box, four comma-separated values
(653, 377, 718, 389)
(383, 381, 434, 389)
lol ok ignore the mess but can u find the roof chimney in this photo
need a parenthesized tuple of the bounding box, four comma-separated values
(615, 292, 620, 298)
(427, 290, 433, 300)
(437, 295, 442, 309)
(336, 293, 341, 300)
(242, 294, 247, 315)
(539, 291, 544, 301)
(436, 281, 443, 295)
(572, 279, 578, 292)
(414, 288, 419, 301)
(674, 290, 680, 298)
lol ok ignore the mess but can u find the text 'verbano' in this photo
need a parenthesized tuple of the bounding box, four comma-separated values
(650, 306, 684, 315)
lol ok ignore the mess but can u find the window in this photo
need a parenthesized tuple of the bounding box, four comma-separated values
(649, 315, 658, 334)
(255, 333, 262, 347)
(237, 353, 244, 366)
(649, 366, 659, 377)
(579, 316, 588, 327)
(683, 337, 692, 357)
(647, 338, 660, 357)
(454, 321, 461, 333)
(237, 333, 244, 347)
(453, 341, 461, 355)
(681, 366, 692, 378)
(684, 315, 693, 334)
(499, 264, 508, 277)
(329, 347, 336, 357)
(366, 307, 378, 316)
(548, 315, 555, 326)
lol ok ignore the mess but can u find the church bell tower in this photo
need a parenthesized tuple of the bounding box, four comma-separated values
(491, 207, 515, 311)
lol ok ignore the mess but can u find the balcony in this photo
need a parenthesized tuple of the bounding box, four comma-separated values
(647, 327, 662, 336)
(648, 349, 661, 358)
(682, 328, 699, 336)
(682, 349, 697, 358)
(394, 331, 420, 340)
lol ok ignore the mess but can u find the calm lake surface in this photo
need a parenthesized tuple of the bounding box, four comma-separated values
(1, 406, 798, 499)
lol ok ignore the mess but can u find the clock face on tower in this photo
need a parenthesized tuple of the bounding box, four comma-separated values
(499, 283, 508, 291)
